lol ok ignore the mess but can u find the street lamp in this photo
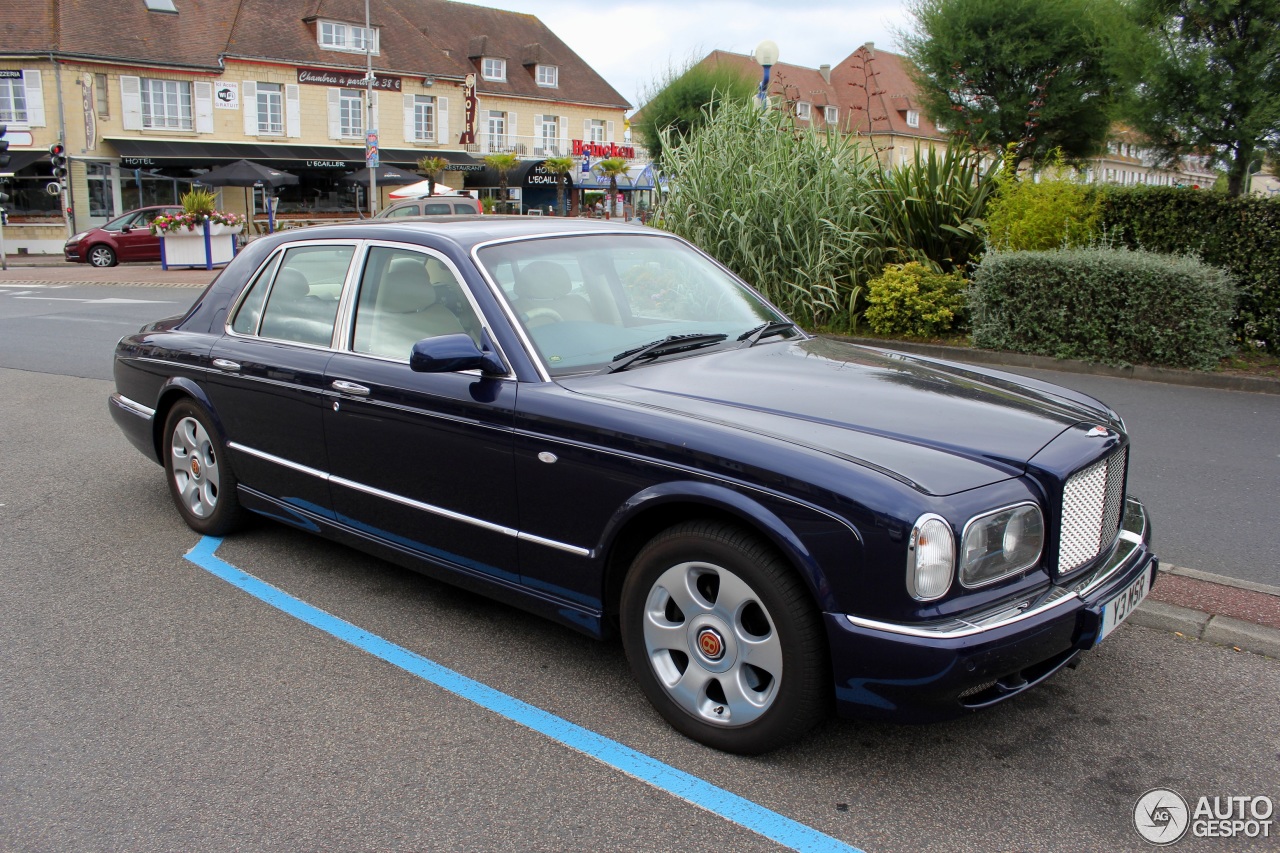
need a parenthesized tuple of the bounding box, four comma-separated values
(755, 40, 779, 107)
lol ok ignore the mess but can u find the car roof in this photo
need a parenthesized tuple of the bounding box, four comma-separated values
(263, 216, 650, 253)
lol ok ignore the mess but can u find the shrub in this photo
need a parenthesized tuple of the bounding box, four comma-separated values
(864, 262, 969, 338)
(984, 166, 1101, 252)
(969, 247, 1236, 369)
(1096, 186, 1280, 352)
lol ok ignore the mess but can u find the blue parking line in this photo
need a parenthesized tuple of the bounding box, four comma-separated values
(186, 536, 862, 853)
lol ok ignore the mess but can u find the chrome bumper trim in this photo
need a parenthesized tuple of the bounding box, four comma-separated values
(845, 496, 1151, 640)
(110, 393, 155, 420)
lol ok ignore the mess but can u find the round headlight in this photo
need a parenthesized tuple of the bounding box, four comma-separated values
(908, 514, 954, 600)
(960, 504, 1044, 588)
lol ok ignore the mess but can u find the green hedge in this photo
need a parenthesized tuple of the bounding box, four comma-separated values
(970, 247, 1236, 369)
(1097, 187, 1280, 352)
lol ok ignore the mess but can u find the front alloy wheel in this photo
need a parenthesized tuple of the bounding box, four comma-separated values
(87, 245, 116, 267)
(621, 521, 829, 754)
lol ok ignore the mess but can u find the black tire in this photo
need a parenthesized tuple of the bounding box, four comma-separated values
(620, 520, 830, 754)
(162, 399, 245, 536)
(87, 244, 117, 268)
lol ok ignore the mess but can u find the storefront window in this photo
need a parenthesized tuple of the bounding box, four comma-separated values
(86, 162, 115, 219)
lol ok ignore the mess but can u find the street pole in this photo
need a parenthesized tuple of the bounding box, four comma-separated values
(365, 0, 377, 217)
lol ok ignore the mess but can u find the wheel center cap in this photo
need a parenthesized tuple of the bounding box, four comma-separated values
(697, 627, 725, 661)
(190, 457, 201, 479)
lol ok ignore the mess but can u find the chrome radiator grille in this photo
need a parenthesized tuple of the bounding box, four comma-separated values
(1057, 447, 1128, 574)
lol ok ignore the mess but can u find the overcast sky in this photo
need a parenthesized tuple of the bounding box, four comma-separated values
(467, 0, 915, 111)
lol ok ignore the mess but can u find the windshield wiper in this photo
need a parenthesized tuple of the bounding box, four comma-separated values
(737, 321, 798, 347)
(601, 333, 728, 374)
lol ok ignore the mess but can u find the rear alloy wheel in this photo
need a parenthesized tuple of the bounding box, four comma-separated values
(163, 399, 244, 536)
(87, 245, 117, 267)
(620, 521, 829, 754)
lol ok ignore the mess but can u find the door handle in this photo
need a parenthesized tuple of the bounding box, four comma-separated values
(330, 380, 370, 396)
(212, 358, 241, 371)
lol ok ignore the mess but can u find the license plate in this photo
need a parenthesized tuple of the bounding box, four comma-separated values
(1098, 567, 1151, 643)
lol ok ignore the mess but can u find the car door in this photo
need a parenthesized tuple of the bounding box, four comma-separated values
(204, 241, 358, 522)
(322, 243, 520, 581)
(116, 207, 171, 261)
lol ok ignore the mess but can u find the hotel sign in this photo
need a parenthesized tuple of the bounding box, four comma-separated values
(297, 68, 402, 92)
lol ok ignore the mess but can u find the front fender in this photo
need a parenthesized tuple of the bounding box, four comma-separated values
(597, 479, 863, 613)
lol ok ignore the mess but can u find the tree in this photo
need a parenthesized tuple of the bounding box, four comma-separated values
(634, 59, 756, 165)
(484, 152, 520, 213)
(901, 0, 1129, 166)
(1125, 0, 1280, 197)
(543, 156, 574, 215)
(416, 155, 449, 197)
(595, 157, 630, 219)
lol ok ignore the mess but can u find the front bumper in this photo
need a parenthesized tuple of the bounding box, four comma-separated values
(828, 496, 1156, 722)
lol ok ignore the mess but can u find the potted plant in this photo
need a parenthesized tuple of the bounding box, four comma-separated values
(153, 188, 245, 269)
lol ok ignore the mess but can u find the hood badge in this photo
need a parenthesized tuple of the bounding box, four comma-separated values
(1086, 426, 1110, 438)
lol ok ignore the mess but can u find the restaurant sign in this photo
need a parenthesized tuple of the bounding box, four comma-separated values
(297, 68, 402, 92)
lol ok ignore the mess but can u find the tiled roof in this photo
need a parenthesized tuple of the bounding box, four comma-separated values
(0, 0, 629, 108)
(697, 50, 844, 127)
(830, 44, 946, 139)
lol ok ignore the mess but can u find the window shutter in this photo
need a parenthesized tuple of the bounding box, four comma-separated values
(534, 115, 543, 151)
(285, 85, 300, 137)
(508, 111, 517, 149)
(403, 93, 416, 141)
(584, 119, 591, 140)
(241, 81, 257, 134)
(607, 121, 615, 143)
(327, 88, 341, 139)
(121, 75, 142, 130)
(558, 115, 568, 152)
(194, 81, 213, 133)
(437, 96, 449, 144)
(22, 70, 45, 126)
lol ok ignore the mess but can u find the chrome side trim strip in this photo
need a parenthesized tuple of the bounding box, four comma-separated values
(228, 442, 591, 556)
(227, 442, 331, 481)
(111, 393, 155, 420)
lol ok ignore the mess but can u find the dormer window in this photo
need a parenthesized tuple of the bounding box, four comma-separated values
(795, 102, 811, 120)
(906, 109, 920, 128)
(824, 105, 838, 124)
(482, 58, 507, 81)
(536, 64, 558, 87)
(319, 20, 379, 54)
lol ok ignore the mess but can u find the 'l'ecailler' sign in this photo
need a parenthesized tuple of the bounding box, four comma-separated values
(297, 68, 402, 91)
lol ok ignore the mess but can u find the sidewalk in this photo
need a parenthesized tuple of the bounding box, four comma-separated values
(5, 252, 1277, 660)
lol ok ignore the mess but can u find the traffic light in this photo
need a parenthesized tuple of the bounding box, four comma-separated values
(49, 141, 67, 184)
(0, 123, 10, 169)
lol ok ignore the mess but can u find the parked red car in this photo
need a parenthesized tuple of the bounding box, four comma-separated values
(64, 205, 182, 267)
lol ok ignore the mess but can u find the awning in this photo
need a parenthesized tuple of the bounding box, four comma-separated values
(1, 150, 49, 174)
(103, 138, 479, 170)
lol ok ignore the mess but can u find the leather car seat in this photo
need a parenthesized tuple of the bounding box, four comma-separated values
(514, 261, 592, 326)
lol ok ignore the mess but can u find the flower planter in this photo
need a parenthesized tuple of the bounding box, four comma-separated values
(160, 221, 243, 269)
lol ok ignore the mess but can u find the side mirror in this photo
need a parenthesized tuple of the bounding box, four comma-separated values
(409, 332, 505, 375)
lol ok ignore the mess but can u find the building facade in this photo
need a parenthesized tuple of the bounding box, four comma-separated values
(0, 0, 631, 254)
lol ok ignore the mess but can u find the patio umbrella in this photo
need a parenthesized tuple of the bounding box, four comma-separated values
(340, 165, 421, 186)
(194, 159, 299, 233)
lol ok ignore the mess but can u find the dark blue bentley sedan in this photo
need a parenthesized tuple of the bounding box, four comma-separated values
(109, 217, 1157, 753)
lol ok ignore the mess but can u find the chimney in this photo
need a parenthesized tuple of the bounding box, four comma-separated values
(863, 41, 876, 57)
(819, 64, 831, 84)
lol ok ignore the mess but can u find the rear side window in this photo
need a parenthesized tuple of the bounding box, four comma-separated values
(422, 203, 452, 215)
(230, 253, 282, 334)
(384, 204, 420, 218)
(254, 245, 355, 347)
(453, 202, 478, 214)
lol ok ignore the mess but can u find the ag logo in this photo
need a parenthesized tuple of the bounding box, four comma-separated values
(1134, 788, 1189, 845)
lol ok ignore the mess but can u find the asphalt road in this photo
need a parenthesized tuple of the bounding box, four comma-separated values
(1, 280, 1278, 850)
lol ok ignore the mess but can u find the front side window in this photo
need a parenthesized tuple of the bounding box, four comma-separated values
(477, 234, 792, 376)
(351, 247, 481, 359)
(339, 88, 363, 137)
(413, 94, 435, 142)
(536, 65, 558, 87)
(482, 58, 506, 81)
(141, 78, 192, 130)
(256, 83, 283, 135)
(0, 76, 27, 124)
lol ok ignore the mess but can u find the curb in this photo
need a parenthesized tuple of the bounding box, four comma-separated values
(835, 335, 1280, 396)
(1130, 567, 1280, 659)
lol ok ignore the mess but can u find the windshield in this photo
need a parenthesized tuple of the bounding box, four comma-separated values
(477, 233, 797, 376)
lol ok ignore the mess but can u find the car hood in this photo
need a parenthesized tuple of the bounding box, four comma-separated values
(558, 338, 1114, 496)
